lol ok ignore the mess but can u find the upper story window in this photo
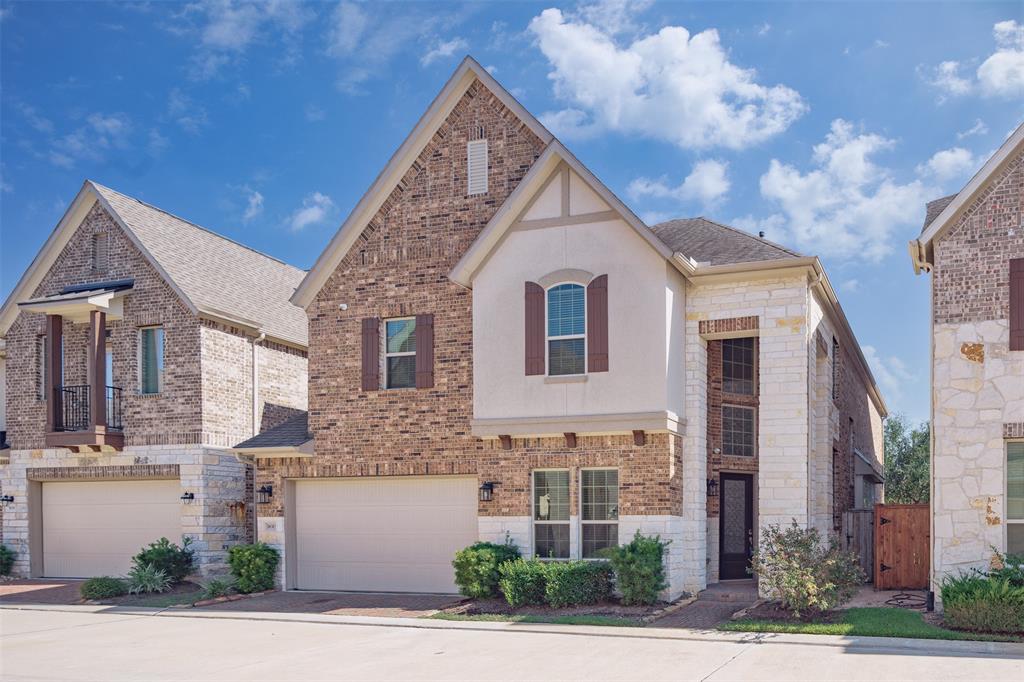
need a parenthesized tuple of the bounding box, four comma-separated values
(547, 283, 585, 376)
(139, 326, 164, 395)
(385, 318, 417, 389)
(722, 337, 754, 395)
(467, 139, 488, 196)
(93, 232, 109, 272)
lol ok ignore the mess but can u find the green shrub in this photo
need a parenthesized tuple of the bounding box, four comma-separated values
(132, 537, 194, 585)
(127, 564, 172, 595)
(0, 544, 16, 576)
(750, 522, 864, 619)
(80, 576, 128, 600)
(202, 578, 235, 600)
(941, 573, 1024, 634)
(227, 543, 279, 593)
(604, 531, 670, 605)
(544, 561, 614, 607)
(453, 541, 521, 598)
(498, 558, 548, 607)
(989, 551, 1024, 587)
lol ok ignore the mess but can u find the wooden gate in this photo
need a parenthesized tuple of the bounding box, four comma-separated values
(841, 510, 874, 582)
(874, 503, 930, 590)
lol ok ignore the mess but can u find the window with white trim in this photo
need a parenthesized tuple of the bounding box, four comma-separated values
(533, 470, 570, 559)
(467, 139, 488, 195)
(384, 318, 416, 389)
(547, 283, 585, 376)
(722, 405, 755, 457)
(581, 469, 618, 558)
(139, 326, 164, 395)
(1008, 442, 1024, 554)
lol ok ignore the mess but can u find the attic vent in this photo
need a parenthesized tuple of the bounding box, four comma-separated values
(93, 233, 109, 272)
(467, 139, 488, 196)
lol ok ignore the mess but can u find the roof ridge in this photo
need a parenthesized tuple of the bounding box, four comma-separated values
(693, 216, 803, 258)
(88, 181, 306, 274)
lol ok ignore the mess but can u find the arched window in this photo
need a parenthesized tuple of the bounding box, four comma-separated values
(546, 283, 585, 376)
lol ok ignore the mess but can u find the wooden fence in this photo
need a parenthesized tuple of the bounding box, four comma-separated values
(874, 503, 930, 590)
(841, 509, 874, 582)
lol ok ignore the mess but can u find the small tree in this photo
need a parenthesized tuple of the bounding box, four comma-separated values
(750, 522, 864, 619)
(883, 413, 930, 504)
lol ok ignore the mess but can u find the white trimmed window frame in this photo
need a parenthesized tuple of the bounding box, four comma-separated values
(545, 281, 587, 377)
(1007, 440, 1024, 555)
(383, 316, 417, 390)
(580, 467, 619, 560)
(532, 468, 571, 560)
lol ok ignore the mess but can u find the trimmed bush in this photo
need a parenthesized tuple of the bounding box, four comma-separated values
(604, 531, 670, 605)
(127, 564, 172, 595)
(132, 537, 194, 585)
(498, 559, 548, 607)
(227, 543, 279, 593)
(80, 576, 128, 600)
(544, 561, 614, 607)
(941, 573, 1024, 634)
(0, 544, 15, 576)
(202, 578, 235, 600)
(453, 541, 520, 598)
(750, 522, 864, 619)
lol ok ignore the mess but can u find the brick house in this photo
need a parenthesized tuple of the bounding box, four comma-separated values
(909, 122, 1024, 594)
(0, 181, 308, 577)
(234, 58, 885, 598)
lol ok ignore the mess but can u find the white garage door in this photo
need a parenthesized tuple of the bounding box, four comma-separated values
(42, 480, 182, 578)
(294, 476, 478, 593)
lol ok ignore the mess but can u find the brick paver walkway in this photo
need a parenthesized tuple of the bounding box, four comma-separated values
(654, 580, 757, 630)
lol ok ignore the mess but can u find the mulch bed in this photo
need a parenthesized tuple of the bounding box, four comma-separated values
(96, 581, 205, 606)
(440, 597, 663, 619)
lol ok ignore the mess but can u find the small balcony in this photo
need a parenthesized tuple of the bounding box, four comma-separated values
(47, 384, 125, 450)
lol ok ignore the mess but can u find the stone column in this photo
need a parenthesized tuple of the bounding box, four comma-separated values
(682, 316, 708, 593)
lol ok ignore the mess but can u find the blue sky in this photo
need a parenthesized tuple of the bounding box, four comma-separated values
(2, 1, 1022, 424)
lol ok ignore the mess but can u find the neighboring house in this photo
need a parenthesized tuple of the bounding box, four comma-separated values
(909, 122, 1024, 594)
(0, 181, 308, 578)
(237, 57, 885, 598)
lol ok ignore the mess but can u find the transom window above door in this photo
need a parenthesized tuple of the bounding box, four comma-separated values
(385, 318, 417, 389)
(547, 283, 585, 376)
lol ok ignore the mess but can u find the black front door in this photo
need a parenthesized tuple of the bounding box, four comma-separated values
(719, 473, 754, 580)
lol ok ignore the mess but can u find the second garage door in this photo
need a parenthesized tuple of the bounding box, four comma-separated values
(42, 479, 182, 578)
(293, 476, 478, 593)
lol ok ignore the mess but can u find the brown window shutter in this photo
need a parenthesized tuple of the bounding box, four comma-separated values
(361, 317, 380, 391)
(1011, 258, 1024, 351)
(415, 313, 434, 388)
(587, 274, 609, 372)
(525, 282, 545, 375)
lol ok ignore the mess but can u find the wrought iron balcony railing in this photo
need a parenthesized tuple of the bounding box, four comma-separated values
(53, 385, 123, 432)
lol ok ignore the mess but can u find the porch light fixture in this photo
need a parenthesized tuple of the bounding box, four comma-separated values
(479, 482, 499, 502)
(180, 492, 195, 503)
(706, 478, 719, 497)
(0, 495, 13, 504)
(256, 485, 273, 505)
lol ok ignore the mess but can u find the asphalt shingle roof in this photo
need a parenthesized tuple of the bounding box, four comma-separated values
(233, 411, 310, 450)
(92, 183, 308, 346)
(921, 194, 956, 232)
(650, 217, 802, 266)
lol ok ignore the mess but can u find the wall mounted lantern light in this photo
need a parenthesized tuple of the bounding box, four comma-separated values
(256, 485, 274, 505)
(706, 478, 719, 498)
(180, 492, 195, 503)
(479, 482, 499, 502)
(0, 495, 13, 504)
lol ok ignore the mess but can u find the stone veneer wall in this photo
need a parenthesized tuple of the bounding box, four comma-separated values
(930, 146, 1023, 587)
(1, 444, 251, 577)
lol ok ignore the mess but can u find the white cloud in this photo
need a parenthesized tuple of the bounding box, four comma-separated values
(147, 129, 170, 156)
(628, 159, 730, 207)
(749, 119, 933, 262)
(326, 1, 369, 57)
(288, 191, 335, 231)
(242, 186, 264, 222)
(757, 22, 771, 36)
(862, 345, 914, 401)
(840, 279, 860, 293)
(421, 37, 468, 66)
(957, 119, 988, 139)
(44, 111, 133, 168)
(916, 147, 978, 183)
(17, 103, 54, 134)
(576, 0, 653, 36)
(874, 39, 890, 48)
(528, 7, 806, 150)
(923, 20, 1024, 100)
(305, 103, 326, 122)
(168, 88, 209, 134)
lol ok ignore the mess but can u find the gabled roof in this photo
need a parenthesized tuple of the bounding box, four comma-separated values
(232, 411, 310, 450)
(0, 181, 308, 347)
(921, 195, 955, 232)
(290, 56, 554, 309)
(651, 217, 802, 266)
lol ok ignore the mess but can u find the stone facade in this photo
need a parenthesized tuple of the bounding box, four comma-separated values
(928, 145, 1024, 588)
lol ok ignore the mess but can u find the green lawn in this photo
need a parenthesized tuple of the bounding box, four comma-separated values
(721, 607, 1021, 642)
(428, 612, 642, 627)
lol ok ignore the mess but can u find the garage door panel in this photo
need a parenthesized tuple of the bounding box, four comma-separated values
(294, 476, 477, 593)
(42, 480, 181, 578)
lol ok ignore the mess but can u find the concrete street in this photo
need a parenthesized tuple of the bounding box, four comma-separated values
(1, 606, 1023, 681)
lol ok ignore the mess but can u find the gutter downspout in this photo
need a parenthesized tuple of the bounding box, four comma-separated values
(251, 332, 265, 437)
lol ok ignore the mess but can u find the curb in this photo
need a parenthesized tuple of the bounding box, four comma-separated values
(641, 595, 697, 623)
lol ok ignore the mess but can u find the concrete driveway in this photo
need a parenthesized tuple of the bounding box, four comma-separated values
(1, 606, 1022, 681)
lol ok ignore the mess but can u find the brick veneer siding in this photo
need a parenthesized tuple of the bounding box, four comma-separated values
(257, 81, 681, 550)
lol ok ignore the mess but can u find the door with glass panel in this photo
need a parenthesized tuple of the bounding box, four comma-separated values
(719, 473, 754, 580)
